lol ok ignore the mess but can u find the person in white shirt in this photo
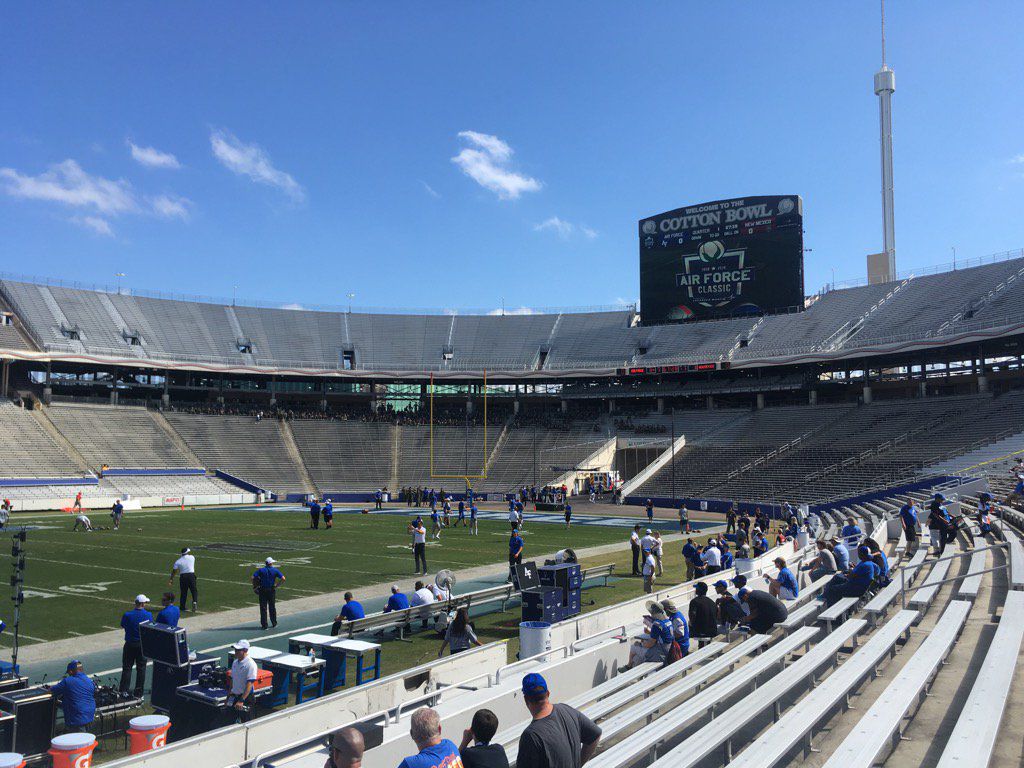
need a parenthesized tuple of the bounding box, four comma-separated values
(410, 581, 437, 629)
(227, 639, 258, 713)
(653, 531, 664, 576)
(169, 547, 198, 612)
(429, 582, 450, 602)
(73, 514, 93, 532)
(640, 529, 657, 555)
(408, 520, 428, 575)
(701, 541, 722, 574)
(642, 549, 657, 594)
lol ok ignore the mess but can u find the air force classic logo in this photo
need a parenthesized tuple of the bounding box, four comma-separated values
(675, 240, 755, 308)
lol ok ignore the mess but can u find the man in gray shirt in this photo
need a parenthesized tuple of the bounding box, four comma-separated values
(517, 673, 601, 768)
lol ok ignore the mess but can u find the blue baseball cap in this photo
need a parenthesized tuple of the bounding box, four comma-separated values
(738, 588, 750, 598)
(522, 673, 548, 696)
(731, 575, 747, 588)
(858, 545, 871, 557)
(67, 660, 81, 672)
(713, 580, 729, 590)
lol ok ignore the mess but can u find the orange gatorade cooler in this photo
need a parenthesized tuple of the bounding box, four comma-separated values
(48, 733, 97, 768)
(0, 753, 25, 768)
(127, 714, 172, 754)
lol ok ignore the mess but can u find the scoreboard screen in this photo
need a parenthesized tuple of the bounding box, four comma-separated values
(639, 195, 805, 323)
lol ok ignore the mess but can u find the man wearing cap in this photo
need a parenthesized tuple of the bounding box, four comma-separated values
(713, 580, 745, 627)
(516, 673, 601, 768)
(660, 599, 690, 657)
(49, 660, 96, 733)
(629, 525, 642, 576)
(640, 529, 657, 557)
(701, 538, 722, 574)
(688, 582, 719, 640)
(251, 557, 285, 630)
(169, 547, 198, 612)
(627, 602, 673, 667)
(738, 588, 788, 632)
(408, 518, 428, 575)
(227, 640, 258, 713)
(156, 592, 180, 627)
(119, 594, 153, 697)
(330, 592, 365, 636)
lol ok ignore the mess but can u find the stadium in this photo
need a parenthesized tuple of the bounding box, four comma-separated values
(2, 4, 1024, 768)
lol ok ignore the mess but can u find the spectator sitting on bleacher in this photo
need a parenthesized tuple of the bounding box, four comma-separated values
(688, 582, 719, 640)
(751, 530, 769, 556)
(868, 545, 890, 585)
(713, 580, 745, 629)
(459, 709, 509, 768)
(928, 494, 955, 556)
(516, 673, 601, 768)
(831, 536, 851, 571)
(841, 517, 863, 547)
(822, 546, 879, 606)
(384, 585, 409, 613)
(398, 707, 461, 768)
(977, 493, 995, 539)
(768, 557, 800, 601)
(801, 540, 837, 581)
(659, 599, 690, 657)
(627, 601, 673, 667)
(410, 581, 436, 629)
(737, 588, 788, 633)
(325, 727, 364, 768)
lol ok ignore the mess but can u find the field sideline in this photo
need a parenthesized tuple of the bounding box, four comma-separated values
(1, 504, 649, 645)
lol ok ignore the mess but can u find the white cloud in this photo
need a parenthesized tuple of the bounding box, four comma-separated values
(71, 216, 114, 237)
(533, 216, 599, 241)
(487, 306, 536, 316)
(150, 194, 192, 220)
(421, 181, 440, 198)
(280, 303, 306, 311)
(0, 159, 193, 233)
(0, 159, 136, 215)
(1011, 154, 1024, 164)
(451, 131, 541, 200)
(210, 129, 305, 202)
(128, 140, 181, 169)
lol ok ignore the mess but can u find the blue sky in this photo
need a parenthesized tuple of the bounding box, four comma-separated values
(2, 2, 1022, 313)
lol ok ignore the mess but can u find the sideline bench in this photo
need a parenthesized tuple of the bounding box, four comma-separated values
(581, 627, 820, 768)
(728, 608, 918, 768)
(935, 591, 1024, 768)
(649, 618, 868, 766)
(821, 600, 972, 767)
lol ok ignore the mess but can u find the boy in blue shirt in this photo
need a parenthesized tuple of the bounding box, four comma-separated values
(457, 499, 466, 527)
(823, 546, 879, 606)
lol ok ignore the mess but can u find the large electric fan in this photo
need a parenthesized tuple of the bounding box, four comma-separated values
(435, 569, 456, 598)
(553, 548, 577, 565)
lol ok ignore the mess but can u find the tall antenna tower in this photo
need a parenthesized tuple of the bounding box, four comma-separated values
(874, 0, 896, 277)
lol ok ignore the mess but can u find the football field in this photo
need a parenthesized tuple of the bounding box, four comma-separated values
(1, 504, 648, 646)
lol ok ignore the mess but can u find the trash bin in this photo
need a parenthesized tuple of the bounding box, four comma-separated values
(519, 621, 552, 659)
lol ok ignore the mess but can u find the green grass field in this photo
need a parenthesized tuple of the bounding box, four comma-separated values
(4, 505, 630, 645)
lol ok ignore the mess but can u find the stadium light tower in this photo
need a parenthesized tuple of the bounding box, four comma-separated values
(874, 0, 896, 277)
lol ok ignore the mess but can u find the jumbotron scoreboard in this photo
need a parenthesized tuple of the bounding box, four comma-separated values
(639, 195, 805, 323)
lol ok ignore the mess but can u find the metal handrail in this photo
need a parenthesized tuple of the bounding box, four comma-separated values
(897, 540, 1010, 609)
(495, 646, 570, 684)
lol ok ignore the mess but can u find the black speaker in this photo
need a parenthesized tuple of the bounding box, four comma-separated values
(0, 686, 55, 757)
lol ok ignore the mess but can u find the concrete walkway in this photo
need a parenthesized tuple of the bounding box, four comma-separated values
(20, 535, 671, 683)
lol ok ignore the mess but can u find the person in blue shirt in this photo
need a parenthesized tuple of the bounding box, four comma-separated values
(660, 598, 690, 657)
(119, 594, 153, 697)
(928, 495, 955, 556)
(322, 499, 333, 529)
(384, 585, 409, 612)
(752, 532, 769, 556)
(645, 499, 654, 523)
(49, 660, 96, 732)
(841, 517, 863, 546)
(720, 542, 734, 571)
(456, 499, 466, 527)
(397, 707, 461, 768)
(564, 502, 572, 529)
(331, 591, 365, 635)
(823, 546, 880, 606)
(469, 503, 479, 536)
(629, 601, 673, 666)
(309, 498, 321, 530)
(832, 538, 851, 571)
(251, 557, 285, 630)
(155, 591, 180, 627)
(374, 488, 383, 510)
(769, 557, 800, 600)
(508, 530, 524, 583)
(111, 499, 124, 530)
(977, 493, 995, 538)
(899, 498, 919, 548)
(869, 546, 890, 584)
(429, 506, 441, 540)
